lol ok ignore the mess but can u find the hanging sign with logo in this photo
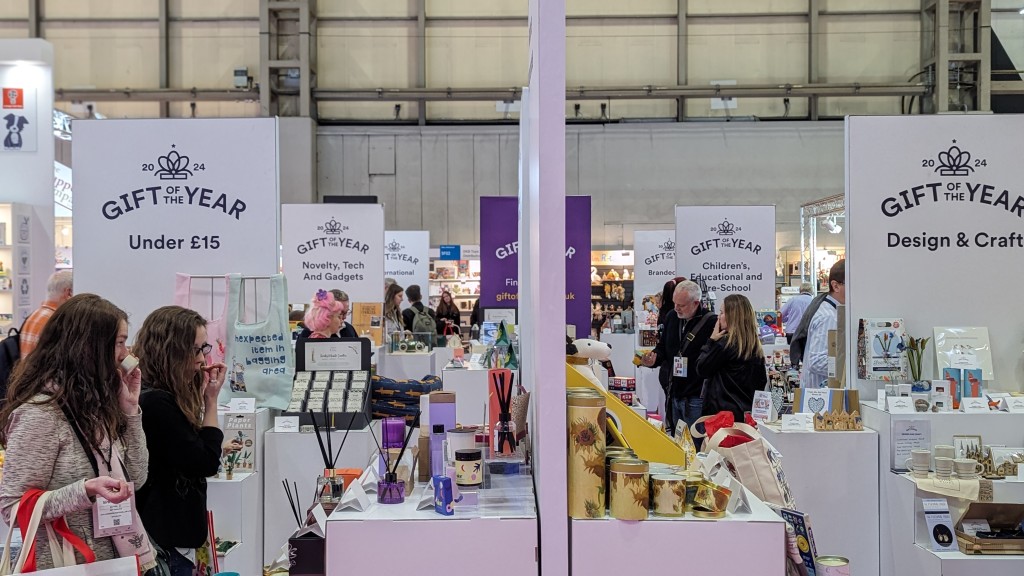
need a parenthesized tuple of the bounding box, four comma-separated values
(0, 83, 37, 152)
(847, 115, 1024, 391)
(480, 196, 591, 335)
(73, 119, 280, 336)
(675, 205, 776, 312)
(282, 203, 384, 305)
(634, 230, 676, 303)
(384, 230, 429, 294)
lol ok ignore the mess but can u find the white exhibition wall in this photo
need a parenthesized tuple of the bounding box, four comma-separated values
(846, 114, 1024, 395)
(0, 40, 55, 314)
(73, 118, 280, 336)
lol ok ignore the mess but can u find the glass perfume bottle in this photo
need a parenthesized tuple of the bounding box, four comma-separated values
(317, 469, 344, 512)
(377, 472, 405, 504)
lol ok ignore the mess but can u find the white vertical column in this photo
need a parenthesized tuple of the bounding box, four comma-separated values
(0, 40, 55, 310)
(521, 0, 566, 573)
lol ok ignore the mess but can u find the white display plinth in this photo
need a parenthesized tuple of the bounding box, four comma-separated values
(760, 425, 880, 576)
(433, 345, 455, 370)
(207, 472, 260, 576)
(599, 332, 636, 379)
(570, 486, 785, 574)
(442, 363, 519, 424)
(912, 544, 1024, 576)
(862, 401, 1024, 576)
(262, 429, 375, 564)
(324, 475, 537, 575)
(379, 351, 437, 380)
(635, 366, 665, 416)
(214, 406, 272, 569)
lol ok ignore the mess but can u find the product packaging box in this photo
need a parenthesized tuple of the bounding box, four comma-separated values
(417, 435, 432, 482)
(222, 413, 256, 471)
(857, 317, 908, 381)
(792, 388, 860, 414)
(288, 532, 325, 576)
(955, 503, 1024, 555)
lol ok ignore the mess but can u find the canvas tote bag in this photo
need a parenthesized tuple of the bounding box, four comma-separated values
(172, 273, 230, 366)
(1, 491, 140, 576)
(705, 421, 797, 508)
(220, 274, 294, 409)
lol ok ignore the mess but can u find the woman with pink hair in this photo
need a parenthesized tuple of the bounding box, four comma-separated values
(303, 289, 343, 339)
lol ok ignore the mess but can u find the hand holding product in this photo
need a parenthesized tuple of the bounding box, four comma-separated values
(118, 354, 142, 413)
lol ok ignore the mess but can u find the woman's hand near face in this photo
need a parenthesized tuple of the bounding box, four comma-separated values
(202, 362, 228, 402)
(119, 366, 142, 414)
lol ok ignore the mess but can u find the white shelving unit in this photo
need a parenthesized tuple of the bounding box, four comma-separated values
(207, 472, 261, 576)
(0, 203, 33, 333)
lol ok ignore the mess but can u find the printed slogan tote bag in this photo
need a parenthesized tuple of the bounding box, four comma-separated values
(220, 273, 294, 409)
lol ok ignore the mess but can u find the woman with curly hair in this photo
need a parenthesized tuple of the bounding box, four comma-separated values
(133, 306, 231, 576)
(0, 294, 153, 571)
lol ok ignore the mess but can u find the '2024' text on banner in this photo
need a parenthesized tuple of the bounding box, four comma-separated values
(479, 195, 591, 336)
(72, 118, 280, 338)
(281, 203, 385, 305)
(675, 205, 776, 312)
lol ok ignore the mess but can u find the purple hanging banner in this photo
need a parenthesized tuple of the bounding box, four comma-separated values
(479, 196, 591, 337)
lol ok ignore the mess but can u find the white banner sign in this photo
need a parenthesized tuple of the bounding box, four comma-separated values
(675, 205, 776, 311)
(54, 161, 72, 217)
(281, 204, 384, 305)
(385, 230, 429, 299)
(634, 230, 676, 304)
(847, 115, 1024, 392)
(73, 119, 280, 337)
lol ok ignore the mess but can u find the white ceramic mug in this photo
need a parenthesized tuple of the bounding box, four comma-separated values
(934, 456, 954, 478)
(953, 458, 983, 476)
(934, 444, 955, 460)
(905, 449, 931, 471)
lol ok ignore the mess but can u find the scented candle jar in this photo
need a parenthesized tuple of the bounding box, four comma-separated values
(567, 391, 607, 519)
(455, 448, 483, 487)
(609, 458, 649, 521)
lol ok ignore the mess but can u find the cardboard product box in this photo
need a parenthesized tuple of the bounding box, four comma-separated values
(792, 388, 860, 414)
(955, 503, 1024, 555)
(417, 435, 432, 482)
(429, 391, 456, 432)
(288, 532, 325, 576)
(222, 413, 257, 471)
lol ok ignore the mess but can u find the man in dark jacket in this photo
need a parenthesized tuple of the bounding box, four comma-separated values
(641, 280, 717, 435)
(401, 284, 435, 332)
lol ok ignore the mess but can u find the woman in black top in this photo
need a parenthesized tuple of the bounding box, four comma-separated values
(696, 294, 767, 421)
(435, 291, 461, 336)
(134, 306, 234, 576)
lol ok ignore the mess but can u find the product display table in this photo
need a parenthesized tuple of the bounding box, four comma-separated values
(207, 472, 261, 576)
(262, 428, 376, 564)
(598, 331, 636, 380)
(570, 486, 785, 575)
(325, 474, 537, 575)
(760, 424, 880, 575)
(861, 401, 1024, 576)
(378, 350, 437, 380)
(898, 473, 1024, 576)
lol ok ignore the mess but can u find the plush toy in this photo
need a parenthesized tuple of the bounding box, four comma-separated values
(567, 337, 615, 386)
(591, 266, 602, 285)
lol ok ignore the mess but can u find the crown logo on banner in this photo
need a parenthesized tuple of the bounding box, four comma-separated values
(711, 219, 739, 236)
(659, 239, 676, 252)
(935, 141, 975, 176)
(323, 218, 343, 235)
(155, 145, 193, 180)
(386, 240, 404, 253)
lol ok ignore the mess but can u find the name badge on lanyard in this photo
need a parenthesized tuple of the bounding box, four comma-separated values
(92, 482, 136, 537)
(673, 355, 688, 378)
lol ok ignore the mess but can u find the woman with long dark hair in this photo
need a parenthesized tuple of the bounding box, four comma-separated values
(434, 290, 461, 335)
(383, 282, 405, 339)
(696, 294, 767, 420)
(0, 294, 153, 570)
(133, 306, 230, 576)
